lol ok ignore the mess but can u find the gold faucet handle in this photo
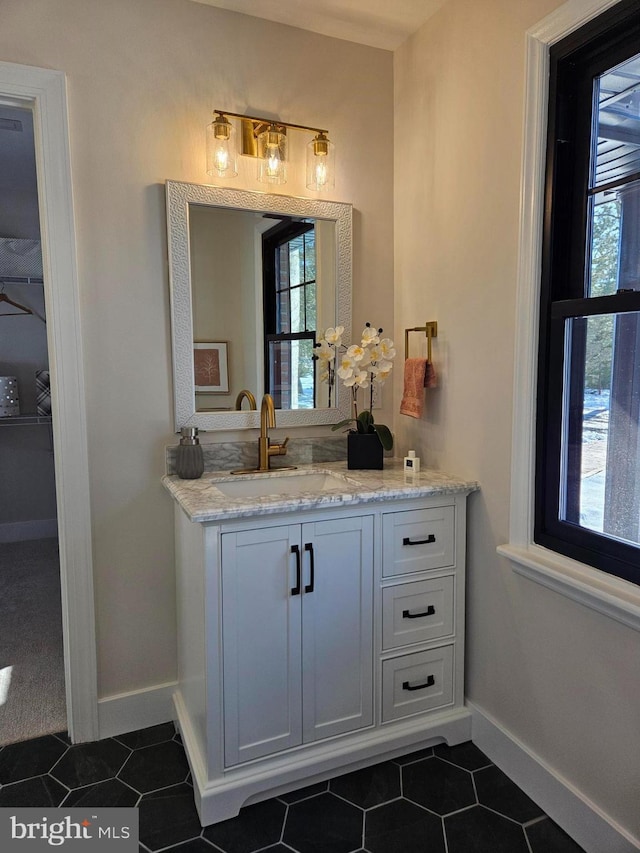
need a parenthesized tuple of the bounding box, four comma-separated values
(269, 435, 289, 456)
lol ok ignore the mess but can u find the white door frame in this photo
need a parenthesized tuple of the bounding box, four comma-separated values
(0, 61, 98, 742)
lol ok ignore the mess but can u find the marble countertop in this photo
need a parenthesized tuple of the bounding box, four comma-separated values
(162, 460, 479, 523)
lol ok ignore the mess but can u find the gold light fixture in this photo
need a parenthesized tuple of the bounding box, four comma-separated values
(207, 110, 335, 191)
(206, 113, 238, 178)
(257, 123, 287, 185)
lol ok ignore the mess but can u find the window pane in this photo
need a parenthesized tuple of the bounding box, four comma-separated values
(267, 338, 315, 410)
(290, 284, 303, 333)
(306, 282, 316, 331)
(276, 288, 290, 334)
(587, 195, 620, 297)
(304, 231, 316, 281)
(562, 311, 640, 546)
(289, 236, 303, 287)
(277, 244, 289, 292)
(593, 52, 640, 190)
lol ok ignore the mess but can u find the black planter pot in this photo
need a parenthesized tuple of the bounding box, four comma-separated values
(347, 431, 384, 470)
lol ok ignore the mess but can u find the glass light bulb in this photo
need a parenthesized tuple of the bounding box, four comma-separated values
(257, 126, 287, 184)
(314, 159, 328, 187)
(214, 145, 229, 172)
(206, 115, 238, 178)
(267, 150, 281, 176)
(306, 134, 335, 191)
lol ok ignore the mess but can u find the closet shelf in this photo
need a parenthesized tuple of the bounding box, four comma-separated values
(0, 413, 52, 427)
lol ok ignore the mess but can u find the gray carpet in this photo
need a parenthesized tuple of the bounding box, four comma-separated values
(0, 537, 67, 745)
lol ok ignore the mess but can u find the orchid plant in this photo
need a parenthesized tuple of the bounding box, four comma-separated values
(315, 323, 396, 450)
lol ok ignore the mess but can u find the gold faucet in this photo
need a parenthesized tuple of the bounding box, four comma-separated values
(235, 389, 257, 410)
(258, 393, 289, 471)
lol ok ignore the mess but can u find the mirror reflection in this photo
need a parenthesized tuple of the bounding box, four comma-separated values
(166, 182, 352, 431)
(189, 206, 336, 413)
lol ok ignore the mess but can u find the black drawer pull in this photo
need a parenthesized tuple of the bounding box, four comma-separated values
(290, 545, 301, 595)
(402, 675, 435, 692)
(402, 605, 435, 619)
(304, 542, 315, 593)
(403, 534, 436, 546)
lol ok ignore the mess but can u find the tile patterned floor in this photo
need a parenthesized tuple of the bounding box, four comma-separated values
(0, 723, 586, 853)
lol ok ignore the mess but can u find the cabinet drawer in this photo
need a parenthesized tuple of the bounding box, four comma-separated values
(381, 646, 454, 722)
(382, 577, 454, 650)
(382, 507, 454, 577)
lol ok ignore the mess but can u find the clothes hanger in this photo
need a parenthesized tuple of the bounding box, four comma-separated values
(0, 289, 33, 316)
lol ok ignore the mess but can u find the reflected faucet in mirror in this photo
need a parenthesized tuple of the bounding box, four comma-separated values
(235, 389, 257, 411)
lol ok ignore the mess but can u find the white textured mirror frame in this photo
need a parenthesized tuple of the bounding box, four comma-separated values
(166, 181, 352, 432)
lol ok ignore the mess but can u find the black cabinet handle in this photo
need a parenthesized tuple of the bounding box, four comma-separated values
(290, 545, 301, 595)
(304, 542, 315, 593)
(402, 605, 435, 619)
(403, 534, 436, 546)
(402, 675, 435, 691)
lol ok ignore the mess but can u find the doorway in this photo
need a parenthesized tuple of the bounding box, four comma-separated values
(0, 104, 66, 744)
(0, 61, 98, 744)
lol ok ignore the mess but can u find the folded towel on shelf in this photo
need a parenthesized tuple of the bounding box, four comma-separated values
(400, 358, 427, 418)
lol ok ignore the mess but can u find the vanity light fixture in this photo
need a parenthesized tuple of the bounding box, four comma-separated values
(206, 112, 238, 178)
(256, 122, 287, 185)
(207, 110, 335, 191)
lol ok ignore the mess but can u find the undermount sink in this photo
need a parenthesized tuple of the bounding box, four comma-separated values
(211, 470, 361, 499)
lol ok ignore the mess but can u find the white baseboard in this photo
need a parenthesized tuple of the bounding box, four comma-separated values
(97, 681, 177, 740)
(469, 701, 640, 853)
(0, 518, 58, 542)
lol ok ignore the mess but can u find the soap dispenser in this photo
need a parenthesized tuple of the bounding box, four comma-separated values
(404, 449, 421, 475)
(176, 426, 204, 479)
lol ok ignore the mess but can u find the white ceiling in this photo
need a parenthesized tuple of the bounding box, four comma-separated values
(190, 0, 447, 50)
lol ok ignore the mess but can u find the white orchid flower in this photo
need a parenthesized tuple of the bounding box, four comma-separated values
(343, 369, 369, 388)
(361, 325, 380, 346)
(337, 353, 357, 380)
(372, 360, 393, 382)
(346, 344, 365, 362)
(315, 340, 335, 362)
(324, 326, 344, 345)
(353, 369, 370, 388)
(368, 343, 382, 362)
(379, 338, 396, 360)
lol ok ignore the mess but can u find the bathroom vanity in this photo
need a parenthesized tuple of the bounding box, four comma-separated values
(163, 461, 478, 826)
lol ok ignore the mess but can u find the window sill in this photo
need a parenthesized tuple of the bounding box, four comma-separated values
(497, 543, 640, 632)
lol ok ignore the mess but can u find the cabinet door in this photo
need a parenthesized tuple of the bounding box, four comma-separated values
(222, 525, 302, 766)
(301, 515, 374, 742)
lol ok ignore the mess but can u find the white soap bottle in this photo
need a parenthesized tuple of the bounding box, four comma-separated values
(404, 449, 420, 475)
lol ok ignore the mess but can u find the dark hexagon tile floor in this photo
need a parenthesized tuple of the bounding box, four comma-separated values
(0, 724, 587, 853)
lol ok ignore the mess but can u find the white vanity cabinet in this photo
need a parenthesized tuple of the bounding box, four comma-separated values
(168, 467, 476, 827)
(221, 515, 373, 766)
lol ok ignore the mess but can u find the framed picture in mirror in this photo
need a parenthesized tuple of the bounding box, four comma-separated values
(194, 341, 229, 393)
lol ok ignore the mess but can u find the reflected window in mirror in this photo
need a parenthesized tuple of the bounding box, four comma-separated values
(263, 219, 317, 410)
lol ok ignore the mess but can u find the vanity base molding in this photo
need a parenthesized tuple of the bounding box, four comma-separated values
(175, 689, 472, 826)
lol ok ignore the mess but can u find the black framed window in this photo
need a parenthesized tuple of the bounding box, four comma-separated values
(536, 0, 640, 585)
(262, 220, 316, 410)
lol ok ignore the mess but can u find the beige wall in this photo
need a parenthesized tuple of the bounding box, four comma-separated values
(0, 0, 393, 695)
(394, 0, 639, 838)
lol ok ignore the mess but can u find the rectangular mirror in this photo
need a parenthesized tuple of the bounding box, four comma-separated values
(166, 181, 352, 431)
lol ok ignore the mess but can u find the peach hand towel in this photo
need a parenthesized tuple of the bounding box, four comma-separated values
(424, 359, 437, 389)
(400, 358, 427, 418)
